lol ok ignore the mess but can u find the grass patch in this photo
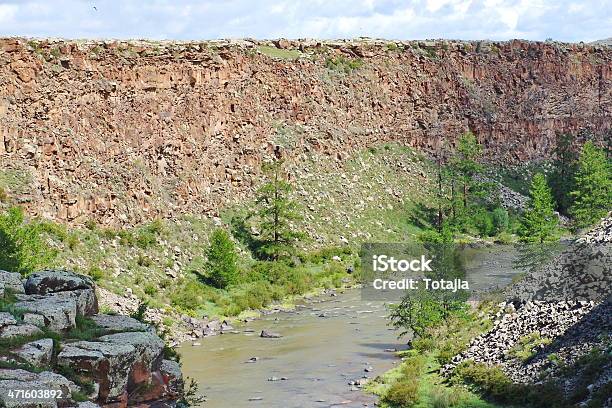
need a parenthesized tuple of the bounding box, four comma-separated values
(505, 332, 552, 362)
(66, 315, 106, 341)
(453, 361, 569, 407)
(0, 169, 32, 195)
(325, 55, 363, 73)
(257, 45, 301, 60)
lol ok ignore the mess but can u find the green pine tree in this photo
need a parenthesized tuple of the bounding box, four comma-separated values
(450, 131, 483, 210)
(570, 141, 612, 228)
(549, 132, 578, 215)
(205, 229, 238, 289)
(255, 159, 303, 259)
(519, 173, 558, 243)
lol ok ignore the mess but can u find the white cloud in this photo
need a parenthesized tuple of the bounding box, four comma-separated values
(0, 4, 17, 23)
(0, 0, 608, 42)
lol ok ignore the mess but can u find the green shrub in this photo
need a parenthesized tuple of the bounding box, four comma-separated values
(130, 301, 149, 323)
(325, 55, 363, 73)
(384, 379, 419, 406)
(453, 361, 515, 401)
(84, 219, 97, 230)
(137, 254, 153, 267)
(491, 207, 509, 233)
(314, 262, 346, 289)
(135, 230, 156, 249)
(383, 355, 426, 406)
(473, 208, 495, 237)
(118, 230, 135, 246)
(206, 229, 239, 289)
(67, 315, 105, 340)
(87, 265, 105, 282)
(302, 246, 352, 264)
(170, 279, 210, 312)
(257, 45, 301, 60)
(386, 42, 399, 51)
(144, 284, 156, 296)
(65, 233, 79, 250)
(430, 385, 465, 408)
(0, 206, 57, 275)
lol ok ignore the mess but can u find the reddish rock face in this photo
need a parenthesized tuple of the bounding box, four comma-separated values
(0, 38, 609, 225)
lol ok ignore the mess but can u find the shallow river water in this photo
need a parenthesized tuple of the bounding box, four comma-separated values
(179, 245, 522, 408)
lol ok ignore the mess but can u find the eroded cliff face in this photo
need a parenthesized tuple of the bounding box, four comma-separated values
(0, 38, 610, 224)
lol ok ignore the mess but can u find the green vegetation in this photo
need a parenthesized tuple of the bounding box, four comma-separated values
(0, 206, 57, 275)
(257, 45, 301, 60)
(519, 173, 558, 243)
(416, 132, 519, 242)
(453, 361, 569, 407)
(0, 169, 33, 195)
(570, 141, 611, 228)
(505, 332, 552, 362)
(67, 315, 107, 340)
(205, 229, 239, 289)
(369, 303, 499, 407)
(325, 55, 364, 73)
(383, 355, 426, 406)
(549, 132, 578, 215)
(253, 159, 304, 260)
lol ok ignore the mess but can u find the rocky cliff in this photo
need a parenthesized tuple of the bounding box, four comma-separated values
(0, 38, 610, 225)
(0, 270, 183, 407)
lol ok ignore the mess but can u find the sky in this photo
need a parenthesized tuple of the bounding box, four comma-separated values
(0, 0, 610, 42)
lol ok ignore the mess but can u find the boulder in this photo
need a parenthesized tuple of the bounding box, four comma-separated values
(57, 341, 137, 402)
(22, 312, 46, 327)
(0, 312, 17, 328)
(99, 331, 165, 374)
(91, 314, 149, 333)
(0, 323, 43, 339)
(0, 271, 25, 294)
(14, 295, 77, 331)
(159, 359, 183, 392)
(0, 369, 78, 408)
(12, 338, 54, 367)
(77, 402, 101, 408)
(51, 289, 98, 316)
(25, 270, 94, 295)
(260, 330, 283, 338)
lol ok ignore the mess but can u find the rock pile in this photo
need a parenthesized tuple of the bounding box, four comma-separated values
(444, 216, 611, 404)
(0, 270, 183, 407)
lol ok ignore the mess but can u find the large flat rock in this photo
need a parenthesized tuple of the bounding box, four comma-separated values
(25, 270, 94, 295)
(90, 314, 149, 333)
(12, 338, 54, 367)
(14, 295, 77, 332)
(0, 323, 42, 339)
(0, 369, 78, 408)
(0, 271, 25, 294)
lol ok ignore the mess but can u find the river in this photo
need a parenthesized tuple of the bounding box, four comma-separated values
(178, 245, 523, 408)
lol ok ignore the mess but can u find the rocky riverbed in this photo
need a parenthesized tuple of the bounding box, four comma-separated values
(0, 270, 183, 407)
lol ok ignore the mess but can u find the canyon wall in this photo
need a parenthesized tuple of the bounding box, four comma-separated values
(0, 38, 610, 224)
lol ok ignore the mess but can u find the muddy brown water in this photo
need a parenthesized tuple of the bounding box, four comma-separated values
(179, 245, 522, 408)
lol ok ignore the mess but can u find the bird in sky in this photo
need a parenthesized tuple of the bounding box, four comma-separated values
(93, 5, 98, 11)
